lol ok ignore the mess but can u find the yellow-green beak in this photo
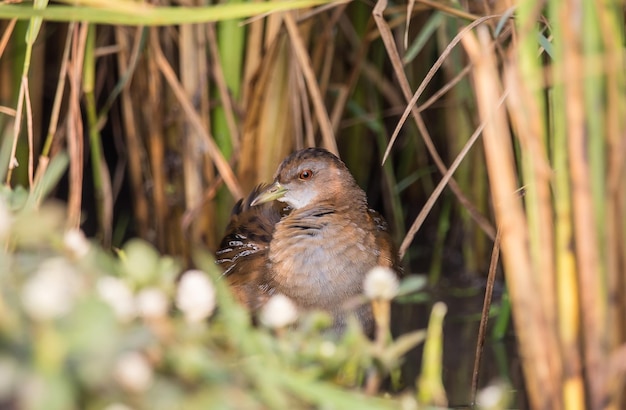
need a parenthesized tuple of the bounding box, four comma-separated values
(250, 182, 288, 206)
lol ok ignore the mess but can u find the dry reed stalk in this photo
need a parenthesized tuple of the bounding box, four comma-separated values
(293, 59, 314, 149)
(513, 11, 592, 400)
(309, 5, 343, 98)
(241, 18, 262, 106)
(179, 22, 213, 250)
(66, 24, 87, 230)
(284, 11, 337, 155)
(509, 8, 557, 354)
(556, 2, 608, 407)
(462, 26, 561, 409)
(542, 15, 586, 404)
(596, 7, 626, 406)
(115, 27, 150, 240)
(329, 14, 372, 135)
(239, 25, 294, 190)
(550, 75, 586, 410)
(504, 49, 562, 405)
(146, 29, 170, 251)
(470, 229, 501, 404)
(150, 33, 242, 200)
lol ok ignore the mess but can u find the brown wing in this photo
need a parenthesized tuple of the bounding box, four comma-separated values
(216, 185, 284, 311)
(367, 208, 402, 275)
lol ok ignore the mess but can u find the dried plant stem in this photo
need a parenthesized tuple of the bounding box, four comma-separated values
(366, 298, 390, 395)
(0, 19, 16, 58)
(284, 11, 338, 155)
(470, 229, 501, 405)
(115, 27, 150, 239)
(66, 24, 86, 230)
(151, 34, 242, 199)
(42, 23, 74, 158)
(374, 1, 496, 250)
(398, 92, 501, 258)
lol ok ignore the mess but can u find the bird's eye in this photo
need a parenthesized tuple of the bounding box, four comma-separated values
(299, 169, 313, 180)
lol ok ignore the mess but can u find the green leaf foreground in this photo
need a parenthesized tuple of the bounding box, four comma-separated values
(0, 0, 344, 26)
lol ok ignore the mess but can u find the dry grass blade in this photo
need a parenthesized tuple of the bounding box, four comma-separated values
(284, 11, 338, 155)
(470, 229, 501, 405)
(181, 175, 224, 233)
(415, 0, 479, 20)
(151, 35, 242, 199)
(416, 64, 471, 113)
(398, 92, 501, 258)
(0, 19, 16, 60)
(374, 0, 496, 242)
(66, 25, 86, 229)
(382, 15, 498, 164)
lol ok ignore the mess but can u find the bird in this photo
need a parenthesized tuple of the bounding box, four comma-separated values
(215, 148, 399, 333)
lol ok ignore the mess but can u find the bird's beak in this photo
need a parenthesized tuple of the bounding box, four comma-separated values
(250, 182, 288, 206)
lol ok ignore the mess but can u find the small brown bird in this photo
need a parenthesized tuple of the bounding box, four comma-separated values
(216, 148, 399, 333)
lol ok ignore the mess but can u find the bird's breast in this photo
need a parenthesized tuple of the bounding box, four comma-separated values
(267, 214, 379, 310)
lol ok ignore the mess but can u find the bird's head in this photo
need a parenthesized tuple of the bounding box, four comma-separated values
(250, 148, 364, 209)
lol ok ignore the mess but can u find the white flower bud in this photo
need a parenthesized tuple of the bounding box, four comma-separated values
(96, 277, 136, 322)
(175, 270, 216, 324)
(113, 352, 153, 393)
(363, 266, 399, 300)
(63, 229, 90, 258)
(259, 294, 298, 328)
(135, 288, 169, 320)
(21, 258, 82, 321)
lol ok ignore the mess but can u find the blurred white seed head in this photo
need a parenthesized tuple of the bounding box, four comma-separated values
(175, 270, 216, 324)
(476, 381, 511, 410)
(319, 341, 336, 358)
(21, 258, 83, 321)
(113, 351, 153, 393)
(103, 404, 134, 410)
(135, 288, 169, 320)
(63, 229, 90, 258)
(0, 197, 12, 242)
(259, 294, 298, 329)
(97, 276, 137, 323)
(363, 266, 399, 300)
